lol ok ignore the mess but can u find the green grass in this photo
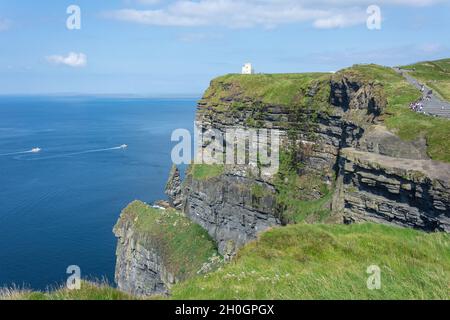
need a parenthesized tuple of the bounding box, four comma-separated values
(251, 183, 268, 199)
(0, 281, 135, 300)
(171, 223, 450, 300)
(342, 64, 450, 163)
(6, 224, 449, 300)
(273, 150, 333, 223)
(116, 201, 220, 279)
(401, 58, 450, 101)
(203, 73, 331, 107)
(275, 172, 333, 224)
(189, 164, 225, 180)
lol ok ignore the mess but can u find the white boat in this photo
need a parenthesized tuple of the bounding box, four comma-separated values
(30, 148, 41, 153)
(120, 144, 128, 149)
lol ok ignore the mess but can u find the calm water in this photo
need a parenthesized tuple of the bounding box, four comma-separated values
(0, 96, 196, 290)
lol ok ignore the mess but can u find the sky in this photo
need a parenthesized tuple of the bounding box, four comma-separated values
(0, 0, 449, 95)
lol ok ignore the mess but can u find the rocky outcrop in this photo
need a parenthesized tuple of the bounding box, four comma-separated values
(181, 169, 281, 259)
(330, 72, 386, 117)
(113, 209, 176, 296)
(336, 148, 450, 232)
(114, 237, 174, 296)
(165, 165, 183, 210)
(113, 201, 220, 296)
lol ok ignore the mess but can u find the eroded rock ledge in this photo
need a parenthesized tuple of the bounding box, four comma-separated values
(336, 148, 450, 232)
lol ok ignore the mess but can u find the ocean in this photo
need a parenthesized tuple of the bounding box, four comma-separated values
(0, 96, 196, 290)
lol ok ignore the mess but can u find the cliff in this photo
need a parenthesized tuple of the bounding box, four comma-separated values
(113, 201, 220, 296)
(180, 165, 281, 259)
(115, 62, 450, 296)
(166, 64, 449, 258)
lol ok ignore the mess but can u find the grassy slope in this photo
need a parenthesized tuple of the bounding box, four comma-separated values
(118, 201, 219, 279)
(342, 64, 450, 163)
(172, 223, 450, 300)
(0, 282, 134, 300)
(188, 164, 225, 180)
(8, 223, 449, 300)
(401, 58, 450, 101)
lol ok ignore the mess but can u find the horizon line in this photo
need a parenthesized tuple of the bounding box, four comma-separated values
(0, 93, 202, 99)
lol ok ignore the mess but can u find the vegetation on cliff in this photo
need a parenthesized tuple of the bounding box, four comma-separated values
(116, 201, 219, 280)
(171, 223, 450, 300)
(274, 150, 333, 224)
(188, 164, 225, 181)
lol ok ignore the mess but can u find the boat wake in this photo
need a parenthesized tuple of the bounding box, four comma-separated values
(0, 148, 42, 156)
(5, 145, 128, 161)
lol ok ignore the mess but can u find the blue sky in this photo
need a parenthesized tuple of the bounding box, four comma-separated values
(0, 0, 449, 95)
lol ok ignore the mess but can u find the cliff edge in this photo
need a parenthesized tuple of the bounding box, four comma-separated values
(115, 62, 450, 297)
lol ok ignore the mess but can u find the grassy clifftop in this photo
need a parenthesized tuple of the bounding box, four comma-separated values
(115, 201, 219, 279)
(202, 72, 331, 107)
(172, 223, 450, 300)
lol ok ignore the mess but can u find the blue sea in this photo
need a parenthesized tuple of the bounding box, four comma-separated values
(0, 96, 196, 290)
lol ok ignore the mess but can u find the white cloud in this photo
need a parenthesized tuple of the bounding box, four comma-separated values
(46, 52, 87, 68)
(313, 10, 367, 29)
(419, 43, 445, 54)
(178, 32, 222, 43)
(123, 0, 161, 5)
(136, 0, 161, 4)
(105, 0, 445, 29)
(0, 18, 11, 31)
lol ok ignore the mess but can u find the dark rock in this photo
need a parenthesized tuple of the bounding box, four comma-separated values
(334, 148, 450, 232)
(181, 171, 281, 260)
(165, 165, 183, 210)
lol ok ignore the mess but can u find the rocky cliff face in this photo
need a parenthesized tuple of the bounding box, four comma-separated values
(165, 165, 183, 210)
(171, 69, 449, 258)
(180, 169, 280, 259)
(113, 206, 176, 296)
(336, 148, 450, 232)
(163, 72, 385, 257)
